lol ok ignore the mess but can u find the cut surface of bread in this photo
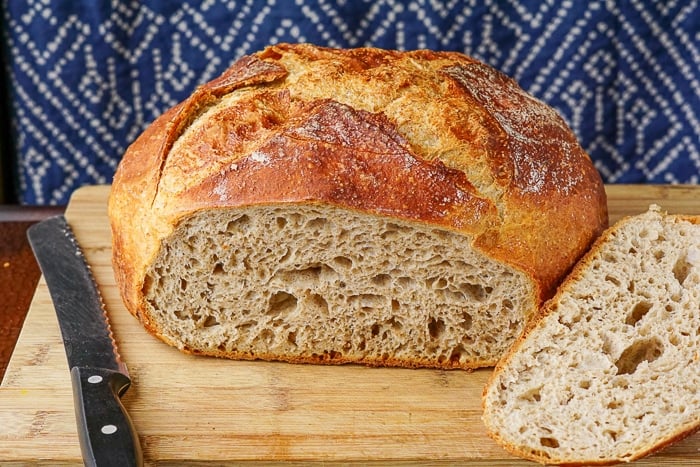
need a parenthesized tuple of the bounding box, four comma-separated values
(144, 205, 530, 368)
(109, 43, 607, 369)
(482, 206, 700, 464)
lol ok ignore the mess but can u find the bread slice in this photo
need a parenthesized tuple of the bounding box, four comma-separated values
(482, 205, 700, 464)
(109, 43, 607, 369)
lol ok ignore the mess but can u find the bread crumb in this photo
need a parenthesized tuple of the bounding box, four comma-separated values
(687, 245, 700, 268)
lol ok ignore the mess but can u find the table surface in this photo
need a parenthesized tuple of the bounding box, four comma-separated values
(0, 205, 65, 380)
(2, 184, 700, 465)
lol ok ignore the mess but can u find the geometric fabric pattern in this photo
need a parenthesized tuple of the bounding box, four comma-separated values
(2, 1, 699, 204)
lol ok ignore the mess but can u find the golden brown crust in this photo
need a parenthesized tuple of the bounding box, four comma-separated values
(179, 99, 498, 232)
(109, 43, 607, 356)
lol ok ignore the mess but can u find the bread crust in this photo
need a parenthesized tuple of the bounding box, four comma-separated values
(109, 43, 607, 357)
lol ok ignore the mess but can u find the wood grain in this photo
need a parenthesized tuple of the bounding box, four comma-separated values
(1, 184, 699, 465)
(0, 206, 65, 381)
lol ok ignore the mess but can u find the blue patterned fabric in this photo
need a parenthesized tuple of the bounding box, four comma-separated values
(2, 1, 699, 205)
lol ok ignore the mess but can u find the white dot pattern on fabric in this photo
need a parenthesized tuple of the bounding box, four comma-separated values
(2, 1, 699, 204)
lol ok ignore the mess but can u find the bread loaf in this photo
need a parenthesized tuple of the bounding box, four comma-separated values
(482, 206, 700, 463)
(108, 43, 607, 369)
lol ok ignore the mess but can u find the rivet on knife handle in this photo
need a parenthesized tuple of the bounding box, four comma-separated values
(72, 367, 142, 467)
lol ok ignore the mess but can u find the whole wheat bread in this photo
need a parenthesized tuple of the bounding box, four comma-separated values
(482, 205, 700, 464)
(145, 205, 533, 367)
(109, 43, 607, 369)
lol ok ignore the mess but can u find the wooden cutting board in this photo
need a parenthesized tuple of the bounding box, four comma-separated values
(2, 184, 700, 465)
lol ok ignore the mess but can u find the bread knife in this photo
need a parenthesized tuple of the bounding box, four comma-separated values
(28, 215, 143, 467)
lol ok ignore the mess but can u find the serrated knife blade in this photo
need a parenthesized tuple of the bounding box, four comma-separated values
(28, 215, 142, 467)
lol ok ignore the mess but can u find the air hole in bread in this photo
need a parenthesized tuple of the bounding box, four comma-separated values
(333, 256, 353, 269)
(212, 262, 225, 275)
(669, 333, 680, 346)
(372, 273, 391, 287)
(449, 344, 467, 363)
(460, 282, 488, 301)
(428, 317, 446, 339)
(605, 275, 621, 287)
(305, 217, 328, 230)
(314, 350, 342, 361)
(259, 329, 274, 345)
(603, 252, 618, 263)
(425, 277, 448, 289)
(385, 316, 402, 330)
(304, 265, 324, 280)
(142, 274, 155, 295)
(519, 386, 542, 402)
(673, 255, 691, 285)
(202, 315, 219, 328)
(239, 321, 255, 333)
(606, 400, 622, 409)
(268, 291, 298, 315)
(626, 301, 652, 326)
(350, 293, 384, 309)
(380, 228, 400, 240)
(540, 437, 559, 448)
(225, 214, 250, 233)
(459, 312, 473, 331)
(614, 337, 664, 375)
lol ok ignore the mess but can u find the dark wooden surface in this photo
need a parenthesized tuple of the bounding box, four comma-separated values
(0, 206, 65, 380)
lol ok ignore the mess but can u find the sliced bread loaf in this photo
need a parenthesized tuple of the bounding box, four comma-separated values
(482, 205, 700, 464)
(109, 43, 607, 369)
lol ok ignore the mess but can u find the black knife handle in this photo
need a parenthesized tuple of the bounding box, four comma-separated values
(71, 367, 143, 467)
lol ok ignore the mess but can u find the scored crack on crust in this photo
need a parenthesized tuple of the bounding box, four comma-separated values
(109, 43, 608, 369)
